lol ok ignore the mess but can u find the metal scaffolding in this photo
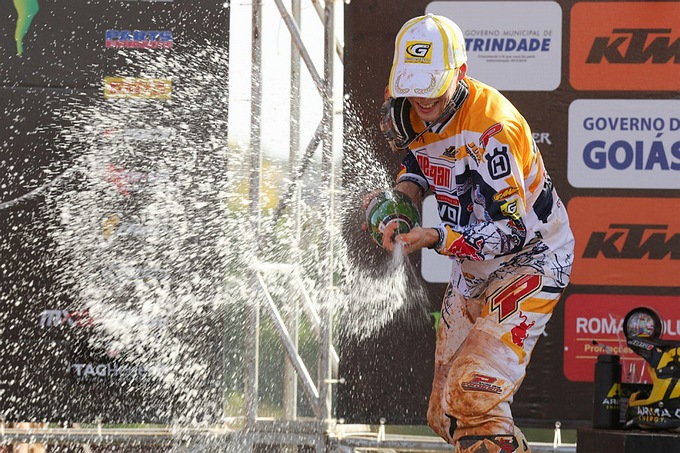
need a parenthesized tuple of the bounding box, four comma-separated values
(238, 1, 463, 451)
(240, 0, 341, 451)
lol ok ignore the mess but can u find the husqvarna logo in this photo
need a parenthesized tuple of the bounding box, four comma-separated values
(405, 41, 432, 64)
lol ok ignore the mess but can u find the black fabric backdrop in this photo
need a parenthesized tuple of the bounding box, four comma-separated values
(0, 0, 229, 423)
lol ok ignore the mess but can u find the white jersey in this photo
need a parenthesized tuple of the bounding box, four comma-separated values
(397, 77, 574, 297)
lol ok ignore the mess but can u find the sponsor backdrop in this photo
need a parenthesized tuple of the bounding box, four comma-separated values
(341, 0, 680, 427)
(0, 1, 229, 423)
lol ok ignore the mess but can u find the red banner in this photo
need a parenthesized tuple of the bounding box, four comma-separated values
(564, 294, 680, 382)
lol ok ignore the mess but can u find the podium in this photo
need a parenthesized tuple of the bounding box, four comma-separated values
(577, 428, 680, 453)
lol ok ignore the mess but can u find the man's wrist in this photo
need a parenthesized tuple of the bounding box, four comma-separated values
(427, 226, 445, 251)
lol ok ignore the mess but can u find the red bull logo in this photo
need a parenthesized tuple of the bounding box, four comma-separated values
(510, 311, 535, 348)
(443, 232, 484, 261)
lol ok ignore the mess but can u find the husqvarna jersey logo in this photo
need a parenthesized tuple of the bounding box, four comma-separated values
(405, 41, 432, 64)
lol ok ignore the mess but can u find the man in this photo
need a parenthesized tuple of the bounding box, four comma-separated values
(370, 13, 574, 453)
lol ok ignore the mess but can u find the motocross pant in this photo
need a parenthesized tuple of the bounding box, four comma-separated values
(427, 274, 565, 451)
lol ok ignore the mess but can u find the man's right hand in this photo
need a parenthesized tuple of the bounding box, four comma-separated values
(382, 225, 439, 254)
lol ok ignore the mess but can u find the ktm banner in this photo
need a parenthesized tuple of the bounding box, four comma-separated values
(568, 197, 680, 287)
(570, 2, 680, 91)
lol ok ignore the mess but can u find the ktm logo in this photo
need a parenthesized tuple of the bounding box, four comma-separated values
(570, 3, 680, 91)
(587, 28, 680, 64)
(568, 197, 680, 286)
(583, 224, 679, 260)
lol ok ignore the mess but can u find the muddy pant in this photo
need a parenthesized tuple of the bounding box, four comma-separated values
(427, 274, 564, 447)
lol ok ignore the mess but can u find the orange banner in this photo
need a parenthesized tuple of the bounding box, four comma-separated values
(567, 197, 680, 287)
(570, 2, 680, 91)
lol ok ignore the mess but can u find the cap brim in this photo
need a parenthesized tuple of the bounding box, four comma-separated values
(389, 66, 457, 99)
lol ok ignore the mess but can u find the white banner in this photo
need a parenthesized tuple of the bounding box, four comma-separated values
(421, 194, 454, 283)
(568, 99, 680, 189)
(426, 1, 562, 91)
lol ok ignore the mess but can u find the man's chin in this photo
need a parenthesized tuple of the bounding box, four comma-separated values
(413, 106, 439, 122)
(417, 113, 440, 122)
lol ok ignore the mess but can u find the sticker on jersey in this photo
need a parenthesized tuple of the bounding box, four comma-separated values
(443, 232, 484, 261)
(473, 185, 489, 212)
(494, 186, 519, 201)
(500, 199, 520, 220)
(405, 41, 432, 64)
(486, 146, 512, 179)
(479, 123, 503, 148)
(442, 145, 461, 161)
(465, 142, 485, 166)
(461, 373, 504, 394)
(436, 194, 461, 224)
